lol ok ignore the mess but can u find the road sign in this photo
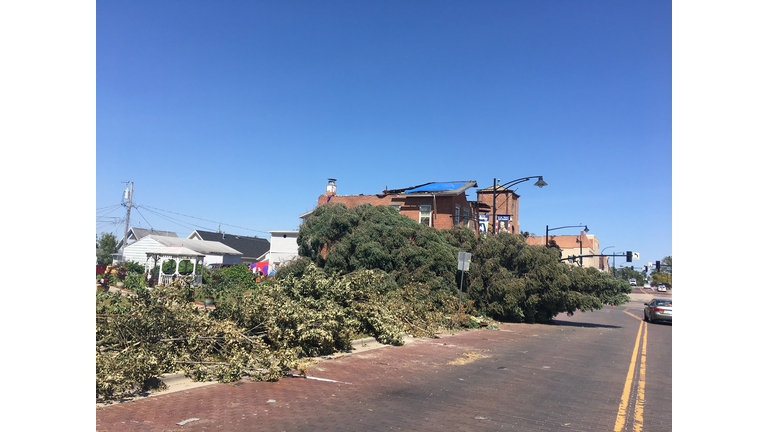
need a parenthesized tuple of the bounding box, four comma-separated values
(458, 252, 471, 271)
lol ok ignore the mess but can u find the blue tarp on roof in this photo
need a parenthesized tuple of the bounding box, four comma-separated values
(405, 182, 468, 193)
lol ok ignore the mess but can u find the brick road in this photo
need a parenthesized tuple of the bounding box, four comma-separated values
(96, 299, 671, 431)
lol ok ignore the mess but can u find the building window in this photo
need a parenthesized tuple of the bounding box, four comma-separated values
(420, 205, 431, 226)
(454, 204, 461, 226)
(389, 203, 402, 213)
(464, 208, 472, 229)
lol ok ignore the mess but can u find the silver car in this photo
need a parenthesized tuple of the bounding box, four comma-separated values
(644, 298, 672, 323)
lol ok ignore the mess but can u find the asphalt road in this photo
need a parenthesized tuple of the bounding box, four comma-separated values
(96, 294, 671, 431)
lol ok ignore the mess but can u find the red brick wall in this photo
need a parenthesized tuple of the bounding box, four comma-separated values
(476, 190, 520, 233)
(317, 193, 476, 231)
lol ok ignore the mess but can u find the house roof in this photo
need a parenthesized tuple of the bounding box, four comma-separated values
(146, 235, 243, 255)
(130, 227, 178, 239)
(188, 230, 270, 259)
(385, 181, 478, 196)
(119, 227, 178, 247)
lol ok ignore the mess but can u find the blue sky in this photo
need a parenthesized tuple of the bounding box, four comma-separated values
(96, 0, 672, 266)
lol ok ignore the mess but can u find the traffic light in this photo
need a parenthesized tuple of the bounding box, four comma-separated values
(642, 265, 648, 272)
(626, 251, 633, 262)
(656, 260, 661, 271)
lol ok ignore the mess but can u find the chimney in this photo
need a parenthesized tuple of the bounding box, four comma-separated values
(326, 178, 337, 196)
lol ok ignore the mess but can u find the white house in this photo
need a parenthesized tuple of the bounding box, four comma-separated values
(121, 235, 243, 269)
(268, 230, 299, 274)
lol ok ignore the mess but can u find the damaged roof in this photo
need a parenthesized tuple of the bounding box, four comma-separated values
(385, 181, 477, 196)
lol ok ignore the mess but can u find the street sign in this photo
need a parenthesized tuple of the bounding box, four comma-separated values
(458, 252, 472, 271)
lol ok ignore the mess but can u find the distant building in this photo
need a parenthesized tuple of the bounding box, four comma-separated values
(268, 230, 299, 274)
(526, 231, 604, 269)
(117, 227, 178, 249)
(314, 179, 487, 232)
(120, 235, 242, 269)
(187, 230, 270, 266)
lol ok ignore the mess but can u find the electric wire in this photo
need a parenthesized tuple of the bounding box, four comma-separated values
(137, 206, 211, 233)
(138, 204, 270, 235)
(132, 206, 154, 231)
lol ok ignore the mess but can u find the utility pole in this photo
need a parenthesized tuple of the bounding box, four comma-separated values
(122, 181, 133, 257)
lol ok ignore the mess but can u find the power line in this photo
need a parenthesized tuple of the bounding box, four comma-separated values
(137, 204, 270, 235)
(132, 206, 154, 231)
(138, 206, 208, 233)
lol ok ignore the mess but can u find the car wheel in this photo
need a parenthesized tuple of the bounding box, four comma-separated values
(647, 312, 653, 324)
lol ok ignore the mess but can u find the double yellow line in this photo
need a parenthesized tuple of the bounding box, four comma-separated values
(614, 312, 647, 431)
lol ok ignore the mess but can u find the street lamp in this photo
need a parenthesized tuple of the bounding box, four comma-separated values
(575, 237, 583, 266)
(491, 176, 547, 234)
(545, 224, 588, 249)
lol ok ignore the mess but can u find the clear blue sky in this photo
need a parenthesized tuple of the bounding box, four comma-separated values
(96, 0, 672, 266)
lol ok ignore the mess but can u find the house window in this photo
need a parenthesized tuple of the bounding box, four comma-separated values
(419, 205, 431, 226)
(464, 208, 472, 229)
(454, 204, 461, 226)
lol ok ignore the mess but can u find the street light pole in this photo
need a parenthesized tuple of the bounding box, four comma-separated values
(545, 224, 588, 248)
(490, 176, 547, 234)
(576, 237, 583, 266)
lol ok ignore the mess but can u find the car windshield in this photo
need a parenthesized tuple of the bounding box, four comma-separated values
(655, 300, 672, 306)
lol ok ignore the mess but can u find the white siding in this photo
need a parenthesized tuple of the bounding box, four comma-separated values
(268, 231, 299, 273)
(122, 237, 164, 269)
(123, 236, 241, 270)
(204, 255, 223, 266)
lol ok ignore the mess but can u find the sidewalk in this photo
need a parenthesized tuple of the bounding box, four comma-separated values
(96, 332, 416, 409)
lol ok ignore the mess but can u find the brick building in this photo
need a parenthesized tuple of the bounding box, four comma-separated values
(526, 231, 607, 270)
(313, 179, 527, 235)
(316, 179, 478, 230)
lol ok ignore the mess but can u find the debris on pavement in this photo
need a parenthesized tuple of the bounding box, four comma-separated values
(176, 418, 200, 425)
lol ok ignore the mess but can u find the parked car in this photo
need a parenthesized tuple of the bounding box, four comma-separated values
(657, 284, 667, 292)
(644, 298, 672, 323)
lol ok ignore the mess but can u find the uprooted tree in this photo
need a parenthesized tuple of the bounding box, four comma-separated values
(97, 202, 630, 401)
(290, 202, 630, 323)
(96, 266, 471, 401)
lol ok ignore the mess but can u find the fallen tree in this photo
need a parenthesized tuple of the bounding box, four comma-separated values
(96, 267, 476, 402)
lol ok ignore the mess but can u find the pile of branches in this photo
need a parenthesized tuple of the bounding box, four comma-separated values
(96, 266, 476, 402)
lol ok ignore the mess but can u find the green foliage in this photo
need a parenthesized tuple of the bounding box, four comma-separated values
(296, 203, 459, 292)
(123, 271, 146, 293)
(613, 266, 645, 283)
(161, 260, 177, 274)
(125, 261, 145, 274)
(177, 260, 194, 275)
(466, 233, 630, 322)
(96, 280, 295, 401)
(97, 233, 118, 266)
(96, 263, 469, 402)
(211, 264, 258, 291)
(651, 256, 672, 287)
(96, 203, 636, 401)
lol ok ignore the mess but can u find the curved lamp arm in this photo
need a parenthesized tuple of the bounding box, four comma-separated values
(491, 176, 547, 234)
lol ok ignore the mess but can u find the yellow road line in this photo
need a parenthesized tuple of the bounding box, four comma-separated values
(614, 321, 643, 431)
(633, 322, 647, 431)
